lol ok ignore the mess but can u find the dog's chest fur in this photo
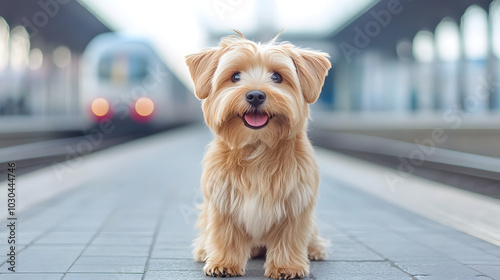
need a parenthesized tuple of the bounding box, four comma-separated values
(203, 136, 319, 240)
(238, 194, 281, 239)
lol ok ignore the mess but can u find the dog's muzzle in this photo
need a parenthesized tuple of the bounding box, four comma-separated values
(243, 91, 269, 129)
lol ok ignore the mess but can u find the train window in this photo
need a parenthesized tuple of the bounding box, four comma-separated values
(98, 54, 113, 81)
(98, 53, 148, 82)
(128, 54, 148, 81)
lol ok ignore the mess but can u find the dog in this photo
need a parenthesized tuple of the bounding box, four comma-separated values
(185, 31, 331, 279)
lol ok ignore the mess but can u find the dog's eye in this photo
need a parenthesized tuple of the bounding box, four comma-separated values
(271, 72, 282, 83)
(231, 72, 241, 83)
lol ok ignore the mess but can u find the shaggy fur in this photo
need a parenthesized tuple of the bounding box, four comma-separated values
(185, 33, 331, 279)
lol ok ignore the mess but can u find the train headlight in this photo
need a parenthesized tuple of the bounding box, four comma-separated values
(91, 98, 110, 117)
(135, 97, 154, 117)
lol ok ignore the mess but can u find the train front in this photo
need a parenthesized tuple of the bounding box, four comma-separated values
(79, 33, 182, 132)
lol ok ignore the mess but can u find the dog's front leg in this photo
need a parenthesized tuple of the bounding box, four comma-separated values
(264, 213, 311, 279)
(203, 209, 252, 277)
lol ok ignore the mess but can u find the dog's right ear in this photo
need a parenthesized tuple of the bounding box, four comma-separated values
(185, 48, 220, 100)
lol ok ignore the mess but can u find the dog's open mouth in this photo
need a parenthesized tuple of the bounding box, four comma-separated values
(242, 112, 269, 129)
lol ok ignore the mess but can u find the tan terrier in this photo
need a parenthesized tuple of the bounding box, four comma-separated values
(185, 31, 331, 279)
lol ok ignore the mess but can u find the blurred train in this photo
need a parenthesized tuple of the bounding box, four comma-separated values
(79, 32, 200, 131)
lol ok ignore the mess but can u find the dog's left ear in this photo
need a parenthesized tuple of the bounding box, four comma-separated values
(185, 48, 220, 100)
(293, 50, 331, 104)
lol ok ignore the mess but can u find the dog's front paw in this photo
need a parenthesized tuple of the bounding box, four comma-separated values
(265, 264, 309, 279)
(204, 263, 244, 277)
(307, 245, 327, 261)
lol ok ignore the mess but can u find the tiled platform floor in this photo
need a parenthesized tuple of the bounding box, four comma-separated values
(0, 126, 498, 279)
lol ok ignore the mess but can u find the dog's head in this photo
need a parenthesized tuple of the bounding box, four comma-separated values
(185, 33, 331, 149)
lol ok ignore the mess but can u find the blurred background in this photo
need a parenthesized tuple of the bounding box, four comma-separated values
(0, 0, 499, 196)
(1, 0, 498, 119)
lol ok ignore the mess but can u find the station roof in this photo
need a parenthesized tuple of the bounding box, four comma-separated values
(0, 0, 110, 52)
(332, 0, 493, 56)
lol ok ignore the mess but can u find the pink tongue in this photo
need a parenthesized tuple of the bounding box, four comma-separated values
(244, 113, 268, 127)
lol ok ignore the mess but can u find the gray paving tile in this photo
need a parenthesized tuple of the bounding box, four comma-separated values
(54, 216, 107, 231)
(325, 242, 384, 261)
(100, 225, 157, 232)
(0, 245, 25, 263)
(0, 273, 63, 280)
(151, 245, 192, 259)
(332, 219, 386, 232)
(486, 248, 500, 258)
(409, 234, 500, 265)
(82, 245, 150, 257)
(352, 232, 445, 261)
(155, 236, 195, 247)
(395, 259, 487, 280)
(16, 232, 44, 245)
(161, 214, 197, 230)
(321, 231, 354, 244)
(154, 237, 196, 250)
(144, 270, 206, 280)
(63, 273, 143, 280)
(0, 245, 84, 273)
(452, 234, 500, 258)
(17, 217, 60, 232)
(246, 259, 265, 271)
(54, 224, 102, 233)
(91, 232, 153, 246)
(99, 231, 154, 236)
(148, 258, 204, 271)
(69, 256, 147, 273)
(101, 220, 158, 232)
(35, 232, 95, 245)
(310, 261, 413, 280)
(468, 265, 500, 279)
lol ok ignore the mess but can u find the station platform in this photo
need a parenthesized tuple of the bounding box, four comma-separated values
(0, 115, 87, 135)
(0, 125, 499, 280)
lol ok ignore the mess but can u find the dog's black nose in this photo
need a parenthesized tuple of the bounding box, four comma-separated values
(246, 91, 266, 107)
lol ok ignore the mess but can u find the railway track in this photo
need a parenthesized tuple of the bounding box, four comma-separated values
(3, 125, 499, 200)
(310, 129, 500, 199)
(0, 135, 138, 181)
(0, 125, 184, 181)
